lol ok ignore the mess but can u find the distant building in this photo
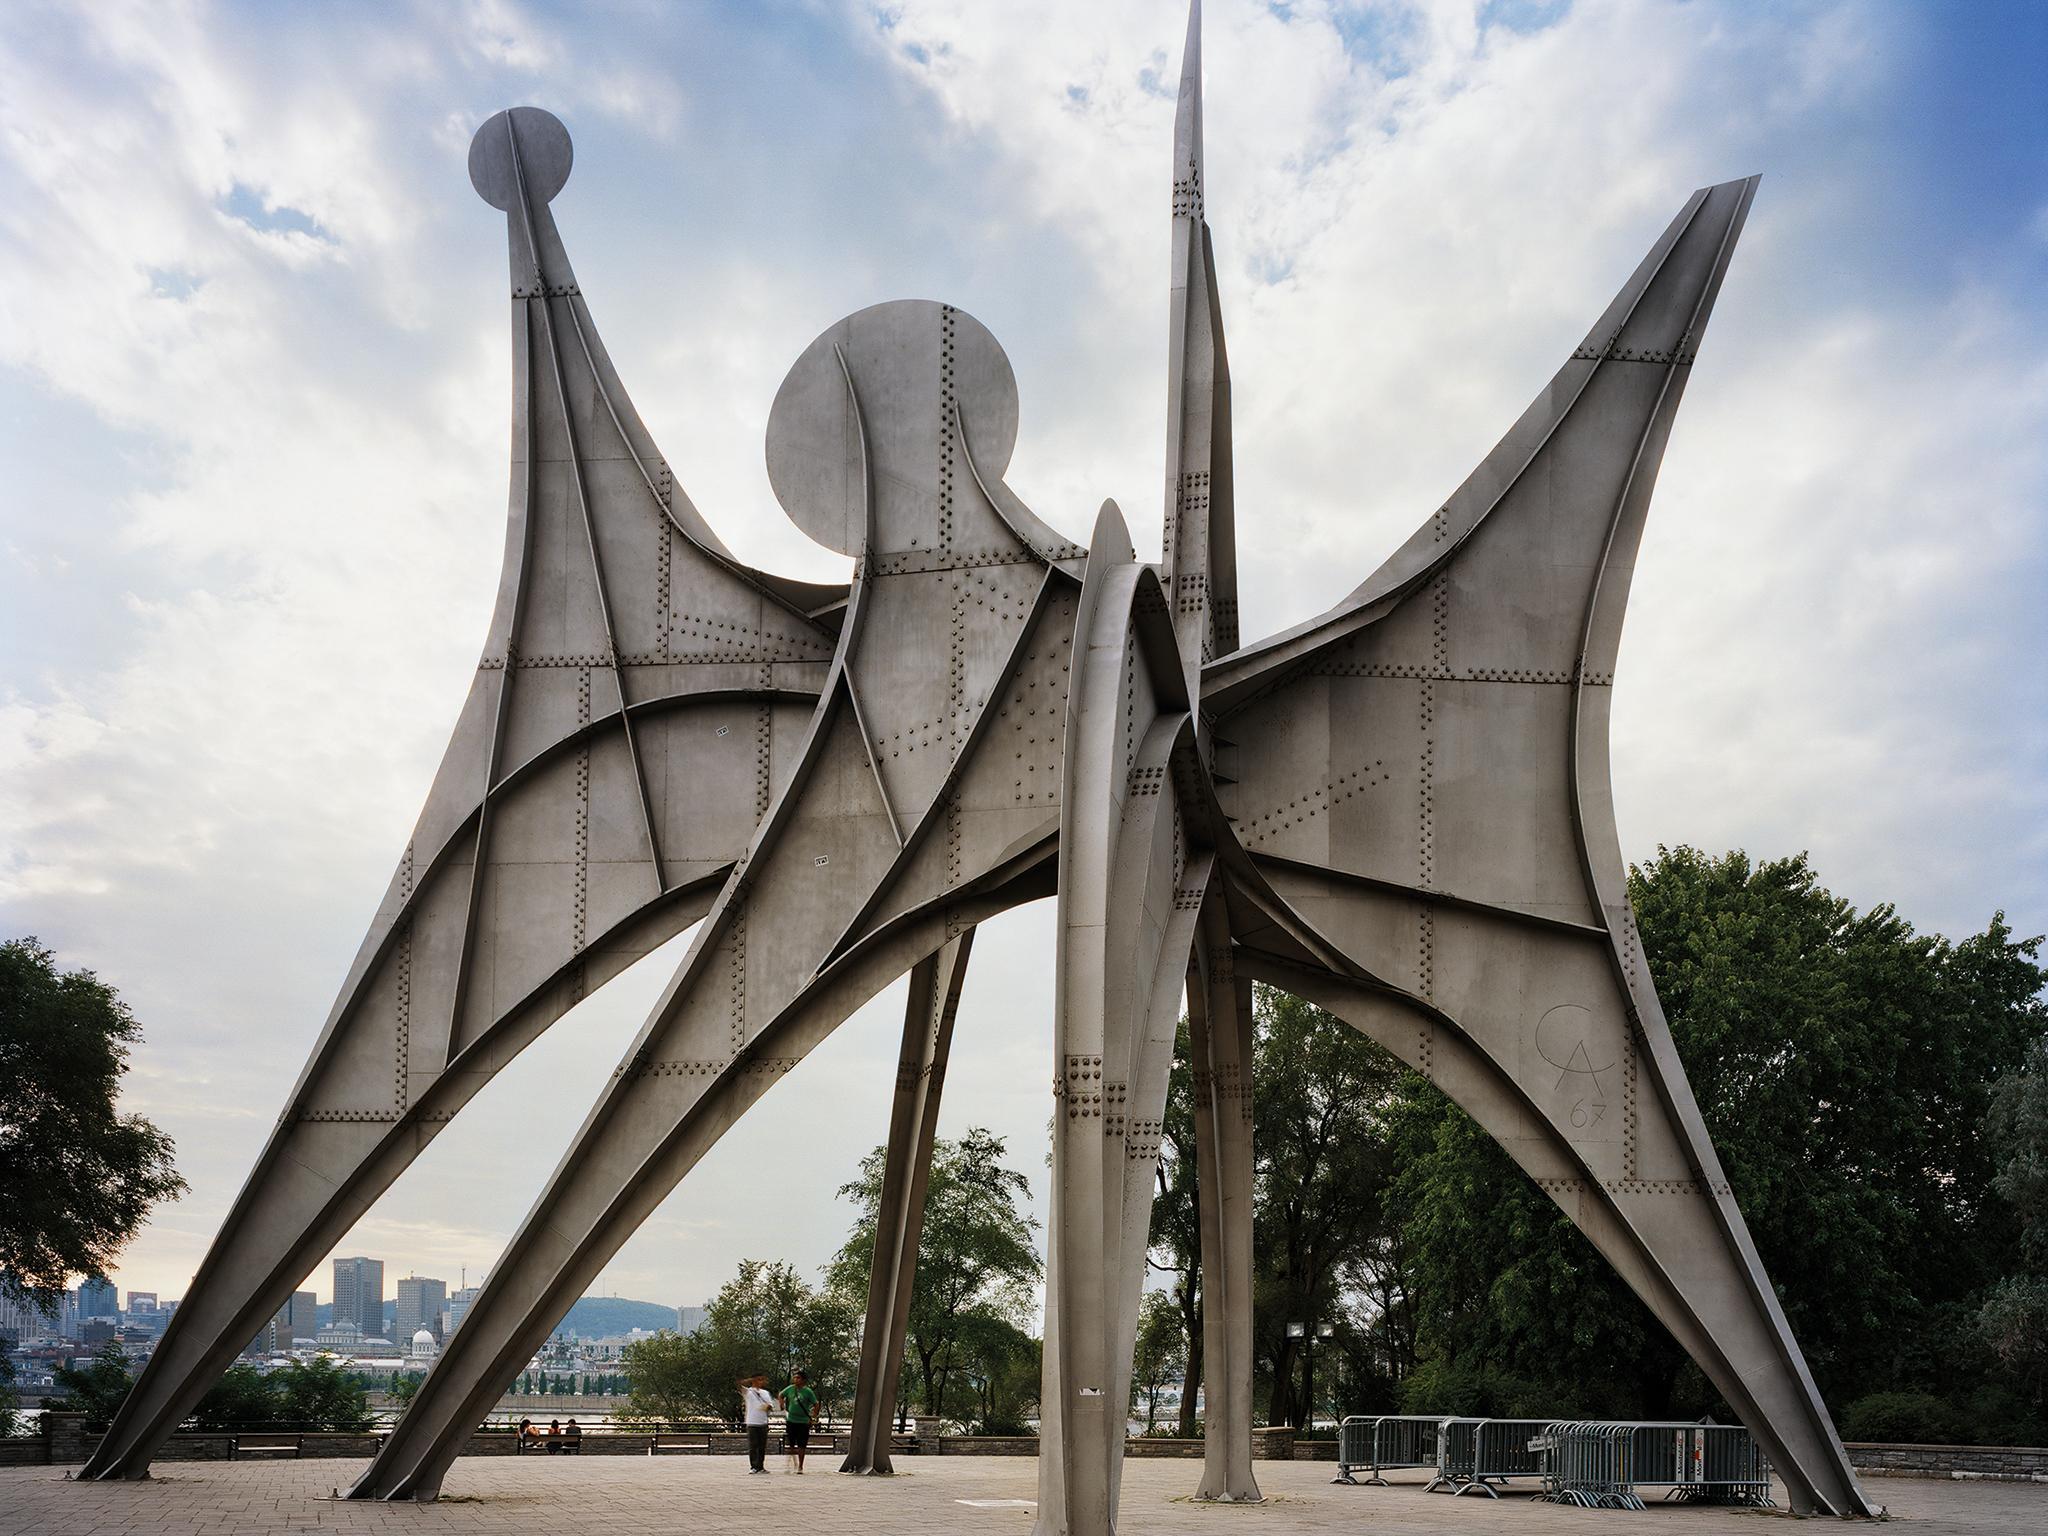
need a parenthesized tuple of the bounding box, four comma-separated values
(123, 1293, 164, 1337)
(444, 1285, 481, 1336)
(253, 1288, 320, 1354)
(315, 1320, 363, 1348)
(77, 1276, 119, 1320)
(332, 1256, 384, 1334)
(408, 1329, 438, 1363)
(0, 1287, 58, 1346)
(394, 1276, 447, 1343)
(677, 1305, 706, 1335)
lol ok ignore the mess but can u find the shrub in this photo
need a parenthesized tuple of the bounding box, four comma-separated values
(1841, 1391, 1965, 1445)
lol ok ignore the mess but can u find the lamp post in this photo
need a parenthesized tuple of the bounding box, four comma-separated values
(1285, 1321, 1337, 1431)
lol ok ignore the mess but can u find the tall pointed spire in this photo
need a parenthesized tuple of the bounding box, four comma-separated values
(1163, 0, 1236, 702)
(1174, 0, 1203, 203)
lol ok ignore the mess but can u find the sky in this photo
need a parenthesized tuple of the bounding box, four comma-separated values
(2, 0, 2044, 1315)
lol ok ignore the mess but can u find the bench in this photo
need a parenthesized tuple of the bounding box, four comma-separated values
(649, 1433, 711, 1455)
(231, 1434, 302, 1459)
(516, 1429, 585, 1455)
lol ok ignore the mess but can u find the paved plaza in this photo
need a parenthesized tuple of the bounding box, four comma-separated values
(3, 1458, 2041, 1536)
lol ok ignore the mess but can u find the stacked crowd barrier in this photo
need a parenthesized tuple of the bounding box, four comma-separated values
(1424, 1417, 1550, 1496)
(1533, 1421, 1773, 1509)
(1333, 1414, 1772, 1508)
(1331, 1415, 1444, 1486)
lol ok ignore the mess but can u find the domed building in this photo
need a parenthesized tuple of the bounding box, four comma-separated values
(409, 1328, 438, 1363)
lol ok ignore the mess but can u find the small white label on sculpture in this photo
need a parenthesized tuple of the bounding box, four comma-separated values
(814, 855, 830, 866)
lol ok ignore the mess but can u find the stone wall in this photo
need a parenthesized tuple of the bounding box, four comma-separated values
(1845, 1442, 2048, 1483)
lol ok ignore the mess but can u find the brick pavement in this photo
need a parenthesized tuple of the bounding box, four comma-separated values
(3, 1458, 2042, 1535)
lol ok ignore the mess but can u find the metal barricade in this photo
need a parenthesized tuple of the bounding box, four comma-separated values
(1438, 1418, 1549, 1496)
(1424, 1418, 1477, 1492)
(1535, 1421, 1630, 1508)
(1535, 1420, 1773, 1509)
(1330, 1414, 1443, 1486)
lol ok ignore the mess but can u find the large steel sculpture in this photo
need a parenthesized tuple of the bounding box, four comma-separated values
(82, 3, 1876, 1526)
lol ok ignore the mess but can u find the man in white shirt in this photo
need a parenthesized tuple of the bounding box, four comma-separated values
(739, 1374, 775, 1473)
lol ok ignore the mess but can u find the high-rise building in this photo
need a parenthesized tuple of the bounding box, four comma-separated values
(0, 1287, 57, 1345)
(255, 1288, 320, 1353)
(331, 1257, 384, 1335)
(677, 1305, 707, 1335)
(443, 1285, 481, 1336)
(77, 1276, 119, 1320)
(394, 1276, 447, 1343)
(125, 1291, 158, 1316)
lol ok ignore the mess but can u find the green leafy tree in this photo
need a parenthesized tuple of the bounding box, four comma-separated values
(829, 1128, 1040, 1421)
(1382, 848, 2046, 1422)
(1987, 1034, 2048, 1265)
(192, 1365, 279, 1430)
(0, 939, 187, 1308)
(1146, 1018, 1204, 1436)
(1629, 849, 2044, 1402)
(1251, 989, 1405, 1427)
(271, 1354, 372, 1431)
(1387, 1093, 1660, 1416)
(1131, 1290, 1184, 1433)
(50, 1343, 133, 1429)
(616, 1262, 856, 1427)
(705, 1259, 856, 1415)
(0, 1349, 17, 1437)
(614, 1330, 704, 1427)
(1978, 1033, 2048, 1420)
(1975, 1278, 2048, 1415)
(950, 1310, 1038, 1434)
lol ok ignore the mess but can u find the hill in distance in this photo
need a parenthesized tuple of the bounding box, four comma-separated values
(310, 1295, 680, 1339)
(555, 1296, 683, 1338)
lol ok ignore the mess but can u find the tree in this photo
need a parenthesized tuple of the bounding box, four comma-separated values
(1988, 1033, 2048, 1265)
(1381, 847, 2046, 1422)
(1386, 1082, 1666, 1417)
(1147, 1018, 1203, 1436)
(192, 1365, 279, 1430)
(270, 1354, 373, 1431)
(50, 1343, 133, 1429)
(950, 1310, 1039, 1435)
(0, 1349, 17, 1437)
(615, 1330, 704, 1427)
(1979, 1033, 2048, 1422)
(829, 1127, 1041, 1422)
(615, 1262, 857, 1427)
(1251, 988, 1405, 1428)
(1131, 1290, 1184, 1433)
(1628, 849, 2044, 1403)
(0, 939, 187, 1308)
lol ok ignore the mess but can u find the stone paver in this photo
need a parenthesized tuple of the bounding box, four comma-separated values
(3, 1458, 2042, 1535)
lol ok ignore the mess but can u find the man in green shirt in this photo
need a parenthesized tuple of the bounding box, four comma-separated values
(778, 1370, 819, 1473)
